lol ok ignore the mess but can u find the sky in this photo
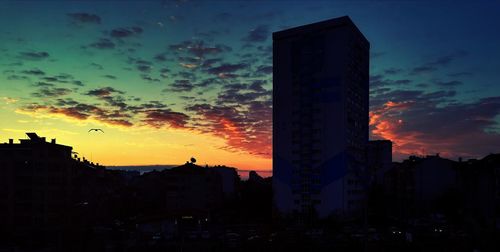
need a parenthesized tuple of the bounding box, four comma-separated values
(1, 0, 500, 172)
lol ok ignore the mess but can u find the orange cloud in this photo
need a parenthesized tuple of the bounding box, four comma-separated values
(370, 101, 426, 159)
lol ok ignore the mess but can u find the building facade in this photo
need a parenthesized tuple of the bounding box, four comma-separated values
(273, 16, 370, 218)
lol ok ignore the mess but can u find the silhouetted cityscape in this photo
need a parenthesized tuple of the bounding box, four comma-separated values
(1, 16, 500, 252)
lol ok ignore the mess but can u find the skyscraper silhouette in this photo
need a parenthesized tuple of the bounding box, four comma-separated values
(273, 16, 369, 219)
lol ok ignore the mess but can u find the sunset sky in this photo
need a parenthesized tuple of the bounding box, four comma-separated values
(1, 0, 500, 172)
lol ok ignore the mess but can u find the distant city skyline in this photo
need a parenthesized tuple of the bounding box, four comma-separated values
(1, 1, 500, 171)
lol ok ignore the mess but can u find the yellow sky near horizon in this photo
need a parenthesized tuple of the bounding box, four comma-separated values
(0, 104, 272, 171)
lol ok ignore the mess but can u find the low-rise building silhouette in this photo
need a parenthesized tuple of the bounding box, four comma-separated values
(212, 165, 239, 199)
(0, 133, 77, 241)
(383, 154, 457, 219)
(132, 162, 225, 220)
(456, 154, 500, 229)
(367, 140, 392, 186)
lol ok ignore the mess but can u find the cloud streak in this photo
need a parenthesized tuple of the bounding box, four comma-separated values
(370, 92, 500, 160)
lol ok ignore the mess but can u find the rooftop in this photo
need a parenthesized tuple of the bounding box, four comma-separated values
(272, 16, 369, 45)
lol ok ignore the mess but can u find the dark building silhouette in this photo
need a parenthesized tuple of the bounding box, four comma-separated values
(0, 133, 77, 240)
(384, 154, 458, 219)
(456, 154, 500, 229)
(132, 162, 225, 219)
(273, 16, 370, 218)
(367, 140, 392, 185)
(212, 165, 239, 198)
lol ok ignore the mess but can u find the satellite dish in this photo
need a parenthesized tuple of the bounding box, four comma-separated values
(190, 157, 196, 164)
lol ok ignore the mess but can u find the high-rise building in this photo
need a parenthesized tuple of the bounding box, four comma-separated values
(273, 16, 370, 218)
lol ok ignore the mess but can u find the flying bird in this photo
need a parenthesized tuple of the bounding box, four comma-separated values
(88, 128, 104, 133)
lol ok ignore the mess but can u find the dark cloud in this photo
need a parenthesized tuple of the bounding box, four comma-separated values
(100, 118, 134, 127)
(89, 38, 115, 49)
(154, 53, 168, 62)
(42, 77, 59, 82)
(448, 72, 473, 77)
(159, 70, 169, 78)
(100, 95, 128, 110)
(410, 50, 468, 75)
(90, 63, 104, 70)
(31, 104, 91, 120)
(434, 80, 463, 87)
(19, 51, 50, 60)
(166, 79, 194, 92)
(370, 74, 411, 89)
(427, 50, 467, 67)
(176, 76, 272, 157)
(85, 87, 125, 97)
(67, 13, 101, 24)
(242, 25, 269, 42)
(216, 81, 271, 106)
(103, 74, 117, 79)
(256, 65, 272, 74)
(110, 27, 143, 38)
(55, 73, 73, 80)
(384, 68, 403, 75)
(370, 74, 383, 82)
(169, 40, 231, 58)
(137, 101, 167, 109)
(217, 89, 271, 105)
(178, 56, 200, 64)
(248, 80, 267, 92)
(38, 73, 84, 86)
(21, 68, 45, 76)
(201, 58, 222, 68)
(128, 57, 153, 73)
(24, 101, 133, 127)
(370, 87, 392, 96)
(141, 75, 160, 82)
(55, 98, 79, 107)
(31, 87, 72, 98)
(142, 109, 189, 129)
(72, 81, 84, 87)
(207, 63, 248, 75)
(394, 79, 412, 85)
(135, 58, 153, 66)
(33, 82, 54, 87)
(179, 96, 195, 101)
(137, 64, 152, 72)
(410, 66, 436, 75)
(172, 71, 196, 80)
(196, 77, 223, 88)
(185, 101, 272, 157)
